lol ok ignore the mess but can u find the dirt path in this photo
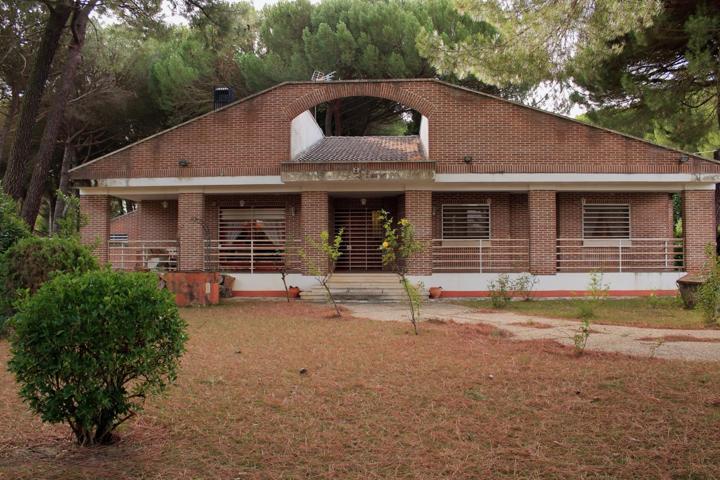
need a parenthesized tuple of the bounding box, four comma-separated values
(346, 303, 720, 362)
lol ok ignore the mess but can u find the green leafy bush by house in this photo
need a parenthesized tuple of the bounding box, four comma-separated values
(8, 270, 187, 446)
(0, 236, 98, 329)
(697, 246, 720, 326)
(0, 190, 30, 255)
(2, 236, 98, 294)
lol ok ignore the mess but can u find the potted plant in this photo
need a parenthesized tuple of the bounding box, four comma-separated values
(428, 286, 443, 299)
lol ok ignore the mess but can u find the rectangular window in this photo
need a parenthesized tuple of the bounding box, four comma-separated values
(582, 204, 630, 239)
(442, 204, 491, 240)
(218, 208, 286, 272)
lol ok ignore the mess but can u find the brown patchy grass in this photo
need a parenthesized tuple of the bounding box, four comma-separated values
(1, 301, 719, 479)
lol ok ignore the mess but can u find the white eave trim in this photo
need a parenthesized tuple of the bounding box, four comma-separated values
(434, 173, 719, 191)
(96, 176, 285, 188)
(435, 173, 720, 183)
(80, 172, 719, 196)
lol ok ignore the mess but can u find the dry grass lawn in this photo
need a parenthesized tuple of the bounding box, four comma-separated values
(1, 301, 719, 479)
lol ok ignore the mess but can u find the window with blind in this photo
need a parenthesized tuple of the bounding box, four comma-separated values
(442, 204, 491, 240)
(109, 233, 129, 247)
(218, 208, 286, 272)
(582, 204, 630, 240)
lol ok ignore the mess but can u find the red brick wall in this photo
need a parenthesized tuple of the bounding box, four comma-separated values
(431, 192, 530, 273)
(138, 200, 178, 240)
(556, 192, 676, 273)
(404, 190, 432, 275)
(80, 195, 110, 263)
(557, 192, 673, 239)
(72, 80, 720, 180)
(529, 191, 557, 275)
(109, 209, 139, 240)
(177, 193, 205, 271)
(683, 190, 716, 273)
(301, 191, 329, 275)
(431, 192, 529, 239)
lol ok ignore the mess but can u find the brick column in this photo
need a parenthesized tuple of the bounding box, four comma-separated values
(528, 190, 557, 275)
(404, 190, 432, 275)
(682, 189, 716, 274)
(80, 194, 110, 264)
(301, 191, 329, 275)
(178, 193, 205, 271)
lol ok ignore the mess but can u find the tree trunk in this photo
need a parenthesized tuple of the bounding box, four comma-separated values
(0, 89, 20, 176)
(324, 103, 333, 135)
(51, 141, 76, 233)
(333, 98, 342, 136)
(2, 1, 72, 200)
(22, 3, 94, 227)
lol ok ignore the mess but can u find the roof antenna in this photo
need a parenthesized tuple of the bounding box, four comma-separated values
(311, 70, 335, 82)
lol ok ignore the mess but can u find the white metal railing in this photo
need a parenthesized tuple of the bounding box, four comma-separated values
(556, 238, 683, 272)
(108, 240, 178, 271)
(432, 238, 529, 273)
(205, 239, 295, 273)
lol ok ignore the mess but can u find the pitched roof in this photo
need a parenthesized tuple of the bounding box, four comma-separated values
(294, 136, 426, 163)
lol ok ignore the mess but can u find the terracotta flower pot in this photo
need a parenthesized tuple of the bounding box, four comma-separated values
(428, 286, 443, 299)
(288, 286, 301, 298)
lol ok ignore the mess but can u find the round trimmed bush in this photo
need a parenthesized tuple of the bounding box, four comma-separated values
(8, 270, 187, 445)
(3, 236, 98, 294)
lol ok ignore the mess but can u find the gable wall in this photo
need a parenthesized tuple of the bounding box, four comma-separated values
(72, 81, 720, 180)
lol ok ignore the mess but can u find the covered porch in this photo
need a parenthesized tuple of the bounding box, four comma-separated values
(81, 186, 712, 294)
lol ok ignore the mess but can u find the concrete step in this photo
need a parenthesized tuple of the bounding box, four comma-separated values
(327, 275, 401, 284)
(300, 272, 422, 303)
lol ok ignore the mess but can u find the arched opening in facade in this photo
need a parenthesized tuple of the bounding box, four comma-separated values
(289, 95, 430, 271)
(289, 95, 429, 162)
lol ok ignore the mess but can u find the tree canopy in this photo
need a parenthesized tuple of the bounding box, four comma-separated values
(418, 0, 719, 156)
(573, 0, 720, 155)
(2, 0, 718, 231)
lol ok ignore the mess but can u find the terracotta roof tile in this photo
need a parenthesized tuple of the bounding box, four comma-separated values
(294, 136, 426, 163)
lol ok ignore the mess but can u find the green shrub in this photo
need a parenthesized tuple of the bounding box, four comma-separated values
(511, 272, 538, 301)
(8, 270, 187, 446)
(576, 301, 595, 320)
(573, 317, 591, 355)
(2, 236, 98, 295)
(0, 190, 30, 254)
(697, 247, 720, 326)
(488, 274, 513, 308)
(588, 270, 610, 301)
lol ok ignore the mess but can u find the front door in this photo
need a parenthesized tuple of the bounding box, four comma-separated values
(332, 197, 397, 272)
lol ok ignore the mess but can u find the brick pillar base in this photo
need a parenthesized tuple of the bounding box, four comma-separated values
(404, 190, 432, 275)
(80, 194, 110, 264)
(682, 189, 716, 274)
(178, 193, 205, 271)
(528, 190, 557, 275)
(301, 191, 329, 275)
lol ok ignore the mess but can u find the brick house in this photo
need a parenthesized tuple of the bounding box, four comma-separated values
(71, 79, 720, 298)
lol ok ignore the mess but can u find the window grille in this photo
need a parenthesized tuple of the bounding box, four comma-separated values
(582, 204, 630, 239)
(109, 233, 129, 243)
(218, 208, 286, 272)
(442, 204, 491, 240)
